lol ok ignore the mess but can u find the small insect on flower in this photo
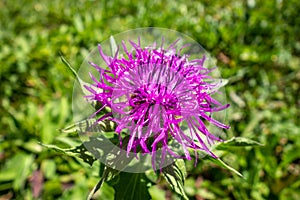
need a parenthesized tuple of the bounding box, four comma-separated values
(84, 37, 230, 170)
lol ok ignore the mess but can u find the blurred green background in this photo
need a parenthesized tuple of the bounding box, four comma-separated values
(1, 0, 299, 199)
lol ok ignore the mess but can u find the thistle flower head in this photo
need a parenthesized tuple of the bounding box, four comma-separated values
(84, 37, 230, 170)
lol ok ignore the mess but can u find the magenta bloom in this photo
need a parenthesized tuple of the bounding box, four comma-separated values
(85, 38, 230, 169)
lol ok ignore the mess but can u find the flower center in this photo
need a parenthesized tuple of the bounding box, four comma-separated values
(130, 84, 178, 108)
(110, 63, 195, 131)
(128, 83, 180, 126)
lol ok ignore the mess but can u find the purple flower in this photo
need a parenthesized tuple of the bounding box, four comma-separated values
(85, 38, 230, 170)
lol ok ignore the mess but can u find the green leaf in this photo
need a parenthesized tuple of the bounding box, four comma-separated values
(162, 159, 188, 200)
(94, 182, 115, 200)
(216, 137, 263, 150)
(0, 153, 34, 190)
(82, 135, 136, 172)
(40, 143, 97, 166)
(110, 35, 118, 56)
(145, 169, 159, 183)
(41, 159, 57, 179)
(148, 185, 166, 200)
(108, 172, 151, 200)
(87, 176, 106, 200)
(184, 178, 196, 196)
(74, 14, 84, 32)
(87, 166, 119, 200)
(208, 78, 229, 93)
(59, 118, 116, 134)
(280, 145, 300, 168)
(207, 157, 243, 177)
(60, 55, 97, 96)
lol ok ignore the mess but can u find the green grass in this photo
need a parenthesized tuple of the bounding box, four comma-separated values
(1, 0, 300, 199)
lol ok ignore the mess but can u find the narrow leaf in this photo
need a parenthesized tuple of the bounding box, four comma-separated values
(60, 55, 97, 96)
(216, 137, 263, 150)
(87, 179, 105, 200)
(110, 35, 118, 56)
(40, 143, 96, 166)
(162, 159, 189, 200)
(59, 118, 116, 134)
(87, 166, 119, 200)
(280, 146, 300, 168)
(207, 78, 229, 93)
(207, 157, 243, 177)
